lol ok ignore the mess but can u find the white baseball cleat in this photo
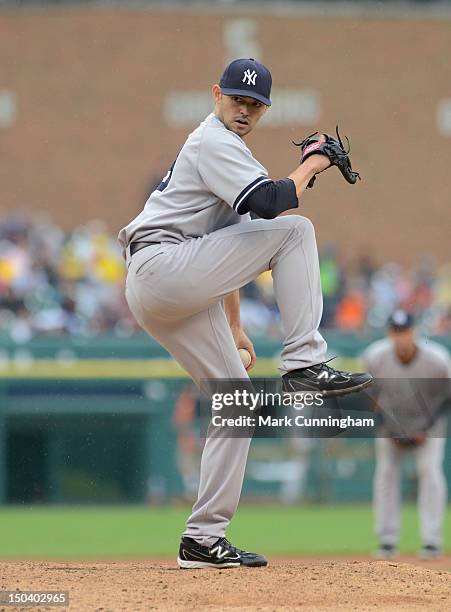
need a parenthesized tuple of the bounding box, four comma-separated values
(373, 544, 398, 560)
(417, 545, 441, 560)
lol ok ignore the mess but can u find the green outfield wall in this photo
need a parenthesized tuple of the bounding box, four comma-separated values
(0, 333, 450, 505)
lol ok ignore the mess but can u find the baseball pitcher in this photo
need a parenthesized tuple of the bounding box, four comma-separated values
(119, 58, 372, 568)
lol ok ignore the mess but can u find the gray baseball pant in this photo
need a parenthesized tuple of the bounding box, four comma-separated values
(125, 215, 327, 545)
(373, 434, 447, 548)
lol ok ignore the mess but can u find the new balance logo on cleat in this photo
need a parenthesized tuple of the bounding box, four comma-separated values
(282, 360, 372, 398)
(210, 544, 239, 560)
(317, 370, 337, 381)
(177, 536, 267, 569)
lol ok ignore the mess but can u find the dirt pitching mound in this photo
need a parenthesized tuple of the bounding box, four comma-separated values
(1, 559, 450, 611)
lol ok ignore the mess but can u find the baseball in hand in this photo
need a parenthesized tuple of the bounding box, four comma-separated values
(238, 348, 252, 369)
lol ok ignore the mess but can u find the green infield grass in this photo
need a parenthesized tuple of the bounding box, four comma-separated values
(0, 504, 450, 559)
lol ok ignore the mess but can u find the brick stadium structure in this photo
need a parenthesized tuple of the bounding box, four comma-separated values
(1, 6, 450, 262)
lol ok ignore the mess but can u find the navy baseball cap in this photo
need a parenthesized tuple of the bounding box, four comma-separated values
(219, 58, 272, 106)
(388, 310, 415, 331)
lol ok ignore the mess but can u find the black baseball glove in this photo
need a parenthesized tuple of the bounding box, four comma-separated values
(293, 126, 361, 189)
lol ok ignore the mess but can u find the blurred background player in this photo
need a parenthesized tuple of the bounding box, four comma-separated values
(172, 383, 203, 502)
(362, 310, 450, 560)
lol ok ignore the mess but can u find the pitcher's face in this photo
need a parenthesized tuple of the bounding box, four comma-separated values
(213, 85, 267, 137)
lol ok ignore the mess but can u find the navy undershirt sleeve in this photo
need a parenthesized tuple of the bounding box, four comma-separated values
(238, 178, 298, 219)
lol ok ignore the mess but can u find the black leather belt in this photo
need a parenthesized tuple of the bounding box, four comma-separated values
(130, 241, 160, 256)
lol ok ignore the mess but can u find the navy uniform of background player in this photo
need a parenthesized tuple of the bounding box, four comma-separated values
(119, 58, 372, 568)
(362, 311, 450, 560)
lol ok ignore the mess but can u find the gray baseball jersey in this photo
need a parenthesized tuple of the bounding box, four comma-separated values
(362, 338, 450, 436)
(118, 113, 271, 257)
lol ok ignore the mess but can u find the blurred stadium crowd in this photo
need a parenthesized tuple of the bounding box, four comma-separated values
(0, 213, 450, 342)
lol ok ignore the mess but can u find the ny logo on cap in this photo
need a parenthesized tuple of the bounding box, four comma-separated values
(242, 69, 257, 86)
